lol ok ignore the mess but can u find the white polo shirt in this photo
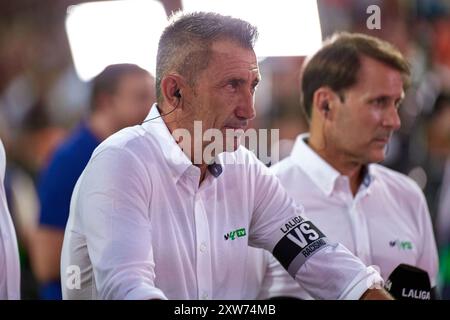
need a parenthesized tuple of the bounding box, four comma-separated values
(61, 106, 382, 300)
(0, 139, 21, 299)
(270, 133, 439, 299)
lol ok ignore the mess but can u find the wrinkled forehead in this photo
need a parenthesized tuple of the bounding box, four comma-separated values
(210, 39, 258, 67)
(202, 40, 259, 81)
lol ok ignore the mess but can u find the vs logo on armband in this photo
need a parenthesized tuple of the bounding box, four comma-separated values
(272, 218, 329, 277)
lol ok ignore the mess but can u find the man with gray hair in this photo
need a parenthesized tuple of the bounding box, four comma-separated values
(61, 12, 390, 300)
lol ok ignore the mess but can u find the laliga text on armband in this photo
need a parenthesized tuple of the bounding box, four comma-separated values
(169, 121, 280, 169)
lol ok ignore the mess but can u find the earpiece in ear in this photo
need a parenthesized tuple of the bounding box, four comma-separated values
(322, 102, 330, 117)
(174, 89, 181, 99)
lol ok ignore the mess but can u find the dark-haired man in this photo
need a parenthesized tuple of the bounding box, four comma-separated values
(271, 32, 439, 299)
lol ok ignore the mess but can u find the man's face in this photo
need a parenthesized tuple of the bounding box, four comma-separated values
(111, 72, 155, 129)
(182, 39, 260, 155)
(326, 55, 404, 165)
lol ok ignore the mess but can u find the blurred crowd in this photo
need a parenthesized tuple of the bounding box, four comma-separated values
(0, 0, 449, 299)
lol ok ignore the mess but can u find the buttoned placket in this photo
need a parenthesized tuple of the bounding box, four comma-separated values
(335, 176, 373, 266)
(185, 167, 215, 300)
(351, 189, 373, 266)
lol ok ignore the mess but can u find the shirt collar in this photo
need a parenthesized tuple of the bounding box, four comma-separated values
(142, 104, 193, 182)
(361, 165, 374, 188)
(290, 133, 374, 196)
(141, 104, 223, 182)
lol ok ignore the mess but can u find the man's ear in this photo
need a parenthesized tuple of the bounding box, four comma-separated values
(160, 74, 185, 110)
(312, 87, 339, 120)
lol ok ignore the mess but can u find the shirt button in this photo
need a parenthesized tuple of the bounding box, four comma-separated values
(200, 243, 207, 253)
(201, 292, 209, 300)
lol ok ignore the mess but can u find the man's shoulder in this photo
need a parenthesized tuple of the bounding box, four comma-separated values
(92, 125, 152, 160)
(218, 146, 277, 180)
(371, 164, 424, 197)
(221, 146, 265, 166)
(269, 155, 300, 180)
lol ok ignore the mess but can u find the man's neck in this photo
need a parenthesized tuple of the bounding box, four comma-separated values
(308, 135, 364, 196)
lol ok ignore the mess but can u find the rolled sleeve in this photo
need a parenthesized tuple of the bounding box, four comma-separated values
(294, 243, 383, 300)
(125, 285, 167, 300)
(338, 266, 384, 300)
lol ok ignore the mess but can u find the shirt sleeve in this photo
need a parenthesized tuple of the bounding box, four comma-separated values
(256, 250, 306, 300)
(248, 160, 383, 300)
(76, 146, 166, 300)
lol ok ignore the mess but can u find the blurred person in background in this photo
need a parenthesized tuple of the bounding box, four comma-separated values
(427, 93, 450, 299)
(31, 63, 155, 300)
(401, 92, 450, 298)
(414, 93, 450, 241)
(2, 103, 64, 299)
(271, 32, 439, 299)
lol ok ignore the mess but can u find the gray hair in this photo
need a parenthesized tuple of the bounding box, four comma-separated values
(156, 11, 258, 103)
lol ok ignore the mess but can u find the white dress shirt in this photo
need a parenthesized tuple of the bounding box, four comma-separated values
(61, 105, 382, 300)
(270, 133, 439, 299)
(0, 139, 21, 299)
